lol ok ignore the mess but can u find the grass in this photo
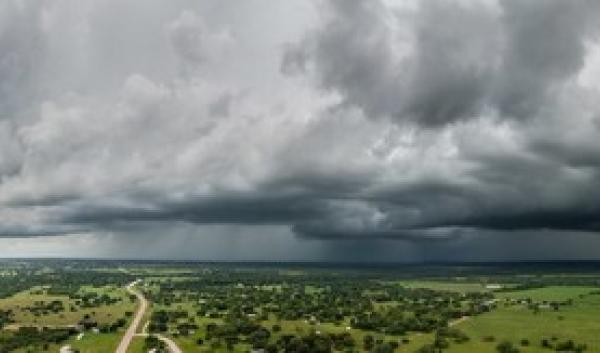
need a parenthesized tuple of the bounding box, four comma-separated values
(151, 295, 433, 353)
(68, 332, 124, 353)
(1, 285, 135, 353)
(446, 286, 600, 353)
(495, 286, 595, 301)
(0, 286, 136, 328)
(398, 280, 493, 293)
(127, 336, 147, 353)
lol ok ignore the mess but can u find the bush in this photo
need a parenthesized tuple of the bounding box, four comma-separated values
(496, 340, 519, 353)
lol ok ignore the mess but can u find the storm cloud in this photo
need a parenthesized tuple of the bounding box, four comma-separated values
(1, 0, 600, 260)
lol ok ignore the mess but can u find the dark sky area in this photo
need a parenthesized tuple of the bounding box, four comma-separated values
(2, 0, 600, 261)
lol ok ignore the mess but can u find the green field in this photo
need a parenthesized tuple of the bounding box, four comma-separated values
(69, 332, 125, 353)
(0, 286, 135, 328)
(447, 286, 600, 352)
(127, 336, 147, 353)
(398, 280, 494, 293)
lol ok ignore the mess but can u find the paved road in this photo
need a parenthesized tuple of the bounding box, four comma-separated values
(115, 280, 147, 353)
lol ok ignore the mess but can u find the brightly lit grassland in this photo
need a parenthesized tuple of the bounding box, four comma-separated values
(397, 280, 499, 293)
(7, 331, 125, 353)
(0, 285, 136, 327)
(446, 286, 600, 353)
(68, 331, 125, 353)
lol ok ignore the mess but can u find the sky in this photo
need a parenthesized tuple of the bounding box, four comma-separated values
(2, 0, 600, 262)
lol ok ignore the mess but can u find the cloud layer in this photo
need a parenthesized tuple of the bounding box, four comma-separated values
(1, 0, 600, 260)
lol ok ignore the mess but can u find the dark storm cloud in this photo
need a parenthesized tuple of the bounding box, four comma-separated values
(61, 194, 324, 226)
(0, 224, 88, 238)
(293, 223, 465, 242)
(284, 0, 600, 126)
(446, 209, 600, 232)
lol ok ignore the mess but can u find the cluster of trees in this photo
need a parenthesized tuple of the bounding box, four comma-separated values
(77, 312, 127, 332)
(149, 310, 191, 333)
(541, 338, 587, 352)
(0, 309, 14, 329)
(494, 338, 587, 353)
(11, 291, 124, 323)
(141, 268, 501, 353)
(72, 292, 121, 308)
(0, 326, 77, 353)
(0, 261, 132, 304)
(199, 327, 401, 353)
(24, 300, 65, 317)
(144, 335, 168, 353)
(414, 328, 470, 353)
(148, 272, 493, 340)
(0, 271, 47, 299)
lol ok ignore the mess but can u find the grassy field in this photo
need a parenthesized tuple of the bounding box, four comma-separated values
(447, 286, 600, 353)
(69, 332, 125, 353)
(127, 336, 147, 353)
(0, 285, 135, 328)
(1, 285, 135, 353)
(398, 280, 498, 293)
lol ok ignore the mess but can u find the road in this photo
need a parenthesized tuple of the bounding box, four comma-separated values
(115, 280, 147, 353)
(135, 315, 183, 353)
(153, 334, 184, 353)
(115, 280, 183, 353)
(449, 316, 470, 326)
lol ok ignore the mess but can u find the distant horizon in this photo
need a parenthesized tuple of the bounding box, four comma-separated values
(6, 257, 600, 266)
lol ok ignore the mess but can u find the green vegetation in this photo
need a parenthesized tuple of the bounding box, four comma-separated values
(3, 260, 600, 352)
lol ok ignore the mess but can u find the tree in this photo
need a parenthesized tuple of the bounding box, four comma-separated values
(496, 341, 519, 353)
(363, 335, 374, 351)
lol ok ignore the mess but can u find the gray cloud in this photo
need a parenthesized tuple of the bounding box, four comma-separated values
(284, 0, 600, 126)
(0, 1, 43, 120)
(1, 0, 600, 261)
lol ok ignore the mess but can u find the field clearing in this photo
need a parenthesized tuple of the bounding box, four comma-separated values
(398, 280, 493, 293)
(496, 286, 597, 301)
(448, 286, 600, 352)
(0, 286, 135, 327)
(67, 332, 125, 353)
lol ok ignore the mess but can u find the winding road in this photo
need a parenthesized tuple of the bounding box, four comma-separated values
(115, 281, 182, 353)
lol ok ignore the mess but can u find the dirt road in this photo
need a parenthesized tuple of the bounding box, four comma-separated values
(449, 316, 470, 326)
(153, 334, 183, 353)
(135, 314, 183, 353)
(115, 280, 147, 353)
(115, 280, 183, 353)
